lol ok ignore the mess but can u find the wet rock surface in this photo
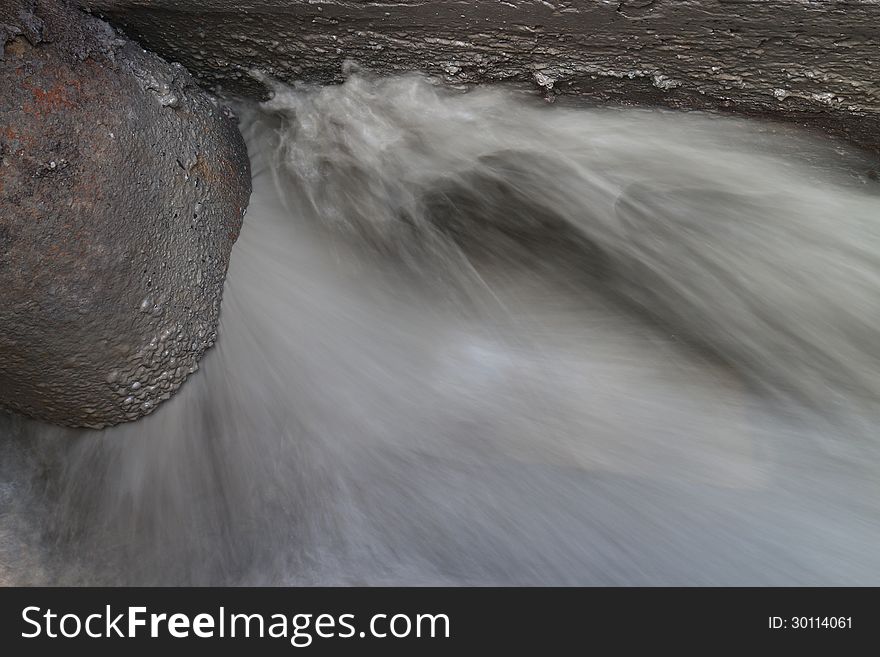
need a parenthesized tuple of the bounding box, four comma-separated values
(0, 0, 251, 428)
(84, 0, 880, 151)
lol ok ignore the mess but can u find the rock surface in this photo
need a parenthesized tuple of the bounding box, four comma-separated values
(84, 0, 880, 151)
(0, 0, 251, 428)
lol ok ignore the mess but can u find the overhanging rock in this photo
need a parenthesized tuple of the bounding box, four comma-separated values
(0, 0, 251, 428)
(84, 0, 880, 151)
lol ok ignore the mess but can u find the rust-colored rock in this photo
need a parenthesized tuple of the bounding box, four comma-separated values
(0, 0, 251, 428)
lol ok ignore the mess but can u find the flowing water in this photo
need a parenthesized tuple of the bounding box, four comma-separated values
(2, 73, 880, 585)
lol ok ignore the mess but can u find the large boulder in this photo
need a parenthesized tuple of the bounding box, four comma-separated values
(85, 0, 880, 151)
(0, 0, 251, 428)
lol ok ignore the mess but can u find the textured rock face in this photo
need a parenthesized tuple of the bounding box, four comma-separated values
(85, 0, 880, 151)
(0, 0, 251, 428)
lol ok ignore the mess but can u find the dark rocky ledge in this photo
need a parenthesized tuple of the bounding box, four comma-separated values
(85, 0, 880, 151)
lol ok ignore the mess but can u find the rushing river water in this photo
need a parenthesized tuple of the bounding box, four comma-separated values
(2, 73, 880, 585)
